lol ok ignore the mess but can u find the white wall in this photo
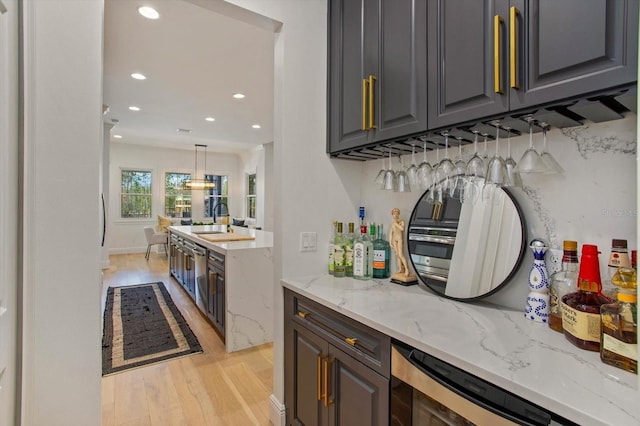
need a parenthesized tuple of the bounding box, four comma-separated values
(108, 142, 242, 253)
(238, 143, 273, 230)
(21, 0, 103, 424)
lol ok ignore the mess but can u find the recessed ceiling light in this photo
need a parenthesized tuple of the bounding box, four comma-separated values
(252, 124, 261, 129)
(205, 117, 216, 122)
(131, 73, 146, 80)
(113, 134, 123, 139)
(128, 106, 140, 111)
(138, 6, 159, 20)
(233, 93, 245, 99)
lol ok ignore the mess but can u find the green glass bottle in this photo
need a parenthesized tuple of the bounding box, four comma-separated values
(372, 224, 390, 279)
(333, 222, 346, 277)
(345, 222, 355, 277)
(328, 221, 337, 275)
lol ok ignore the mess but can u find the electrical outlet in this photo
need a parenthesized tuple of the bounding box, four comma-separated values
(299, 232, 317, 252)
(547, 249, 562, 275)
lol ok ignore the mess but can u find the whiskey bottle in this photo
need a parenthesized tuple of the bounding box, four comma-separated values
(372, 224, 390, 279)
(603, 239, 631, 299)
(600, 266, 637, 374)
(548, 241, 579, 333)
(333, 222, 346, 277)
(562, 244, 612, 351)
(345, 222, 355, 277)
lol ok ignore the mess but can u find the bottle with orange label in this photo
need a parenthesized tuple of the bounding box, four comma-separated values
(372, 224, 390, 279)
(561, 244, 612, 351)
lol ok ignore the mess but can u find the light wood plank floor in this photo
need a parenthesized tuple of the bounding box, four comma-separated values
(101, 253, 274, 426)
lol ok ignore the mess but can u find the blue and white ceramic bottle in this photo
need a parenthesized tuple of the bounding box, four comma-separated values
(525, 239, 550, 322)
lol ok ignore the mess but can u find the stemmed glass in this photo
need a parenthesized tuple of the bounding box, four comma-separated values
(382, 146, 396, 190)
(395, 154, 411, 192)
(451, 137, 467, 199)
(483, 121, 509, 201)
(504, 127, 523, 188)
(418, 139, 433, 192)
(481, 133, 489, 161)
(426, 141, 440, 204)
(516, 119, 547, 174)
(465, 131, 486, 203)
(374, 147, 387, 186)
(539, 123, 564, 174)
(435, 131, 455, 196)
(406, 142, 420, 188)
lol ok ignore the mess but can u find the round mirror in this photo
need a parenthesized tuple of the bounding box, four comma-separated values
(407, 186, 526, 301)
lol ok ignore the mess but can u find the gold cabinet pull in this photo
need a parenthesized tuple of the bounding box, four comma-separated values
(494, 14, 503, 94)
(323, 358, 334, 407)
(297, 311, 309, 319)
(209, 272, 216, 294)
(368, 75, 376, 129)
(510, 6, 519, 89)
(362, 78, 369, 130)
(317, 355, 323, 401)
(185, 254, 191, 270)
(345, 337, 358, 346)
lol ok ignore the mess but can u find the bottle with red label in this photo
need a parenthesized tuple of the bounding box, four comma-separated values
(561, 244, 613, 351)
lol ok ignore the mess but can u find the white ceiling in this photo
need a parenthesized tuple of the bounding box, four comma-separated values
(103, 0, 275, 153)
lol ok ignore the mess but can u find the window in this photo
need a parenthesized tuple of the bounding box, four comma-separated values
(204, 175, 228, 219)
(246, 173, 256, 219)
(121, 170, 152, 218)
(165, 172, 191, 218)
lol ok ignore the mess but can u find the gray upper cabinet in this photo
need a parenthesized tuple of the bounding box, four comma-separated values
(327, 0, 428, 154)
(428, 0, 638, 129)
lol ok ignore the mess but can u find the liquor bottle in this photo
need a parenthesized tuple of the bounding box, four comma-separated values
(561, 244, 612, 351)
(548, 240, 579, 333)
(600, 264, 637, 374)
(353, 224, 373, 280)
(333, 222, 346, 277)
(603, 239, 631, 299)
(372, 224, 390, 279)
(345, 222, 355, 277)
(328, 221, 337, 275)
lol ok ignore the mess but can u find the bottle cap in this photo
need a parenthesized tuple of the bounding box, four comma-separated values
(612, 239, 628, 249)
(632, 250, 637, 268)
(577, 244, 601, 293)
(337, 222, 343, 233)
(563, 240, 578, 251)
(348, 222, 355, 233)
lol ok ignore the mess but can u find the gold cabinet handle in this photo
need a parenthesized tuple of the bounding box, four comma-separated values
(345, 337, 358, 346)
(494, 15, 503, 94)
(323, 358, 334, 407)
(368, 75, 376, 129)
(362, 78, 369, 130)
(185, 254, 191, 270)
(297, 311, 309, 319)
(510, 6, 519, 89)
(317, 355, 323, 401)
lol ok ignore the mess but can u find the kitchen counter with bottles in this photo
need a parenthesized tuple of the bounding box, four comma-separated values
(169, 225, 274, 352)
(282, 274, 639, 426)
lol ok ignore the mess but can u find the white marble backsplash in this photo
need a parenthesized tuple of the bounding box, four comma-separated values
(361, 113, 637, 309)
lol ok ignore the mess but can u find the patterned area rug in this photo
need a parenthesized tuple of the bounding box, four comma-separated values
(102, 282, 202, 376)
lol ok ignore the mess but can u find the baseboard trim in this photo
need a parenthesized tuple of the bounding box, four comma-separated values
(269, 394, 286, 426)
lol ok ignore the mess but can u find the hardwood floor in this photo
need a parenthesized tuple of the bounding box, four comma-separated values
(101, 253, 274, 426)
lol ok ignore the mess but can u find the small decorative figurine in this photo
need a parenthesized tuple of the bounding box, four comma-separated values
(389, 208, 417, 285)
(525, 238, 550, 322)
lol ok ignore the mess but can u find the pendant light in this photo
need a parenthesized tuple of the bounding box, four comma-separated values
(183, 144, 215, 190)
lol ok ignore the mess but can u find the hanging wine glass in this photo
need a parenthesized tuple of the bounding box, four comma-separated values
(406, 142, 420, 188)
(504, 127, 523, 188)
(483, 121, 509, 201)
(539, 123, 564, 174)
(464, 131, 485, 204)
(516, 119, 548, 174)
(481, 133, 489, 161)
(374, 147, 387, 186)
(382, 146, 396, 190)
(418, 138, 433, 192)
(395, 154, 411, 192)
(426, 140, 440, 204)
(451, 136, 467, 200)
(436, 131, 455, 196)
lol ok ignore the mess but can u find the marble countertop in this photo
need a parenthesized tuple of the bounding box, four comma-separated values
(168, 225, 273, 254)
(282, 275, 639, 426)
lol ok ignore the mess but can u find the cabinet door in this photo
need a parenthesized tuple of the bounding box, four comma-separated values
(510, 0, 638, 109)
(428, 0, 509, 129)
(285, 324, 328, 426)
(372, 0, 427, 143)
(327, 0, 376, 153)
(214, 270, 225, 334)
(207, 265, 216, 320)
(329, 345, 389, 426)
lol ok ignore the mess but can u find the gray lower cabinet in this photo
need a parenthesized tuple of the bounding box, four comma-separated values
(169, 233, 196, 301)
(207, 251, 225, 337)
(327, 0, 427, 154)
(284, 288, 390, 426)
(428, 0, 638, 129)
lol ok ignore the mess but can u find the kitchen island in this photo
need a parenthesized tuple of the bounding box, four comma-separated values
(282, 275, 639, 426)
(169, 225, 273, 353)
